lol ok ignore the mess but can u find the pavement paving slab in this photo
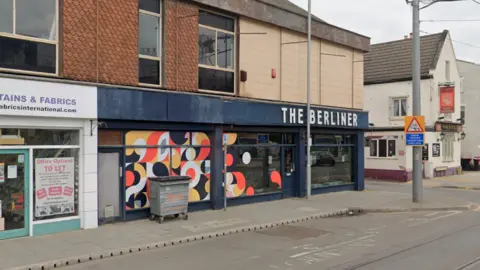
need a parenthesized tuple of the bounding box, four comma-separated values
(2, 189, 475, 270)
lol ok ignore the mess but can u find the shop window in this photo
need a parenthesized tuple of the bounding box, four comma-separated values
(222, 132, 293, 198)
(311, 146, 353, 188)
(370, 139, 396, 157)
(33, 148, 79, 221)
(442, 134, 455, 161)
(138, 0, 162, 85)
(236, 133, 282, 145)
(309, 134, 354, 188)
(0, 129, 78, 145)
(313, 134, 353, 145)
(228, 146, 281, 196)
(124, 131, 212, 209)
(198, 10, 235, 94)
(0, 0, 58, 75)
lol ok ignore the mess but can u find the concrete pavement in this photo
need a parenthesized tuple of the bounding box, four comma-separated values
(423, 171, 480, 190)
(63, 210, 480, 270)
(3, 189, 476, 270)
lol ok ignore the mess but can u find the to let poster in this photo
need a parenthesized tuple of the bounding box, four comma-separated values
(35, 158, 75, 218)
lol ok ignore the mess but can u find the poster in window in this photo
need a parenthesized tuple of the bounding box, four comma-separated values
(432, 143, 441, 157)
(35, 158, 75, 218)
(422, 144, 429, 161)
(439, 86, 455, 113)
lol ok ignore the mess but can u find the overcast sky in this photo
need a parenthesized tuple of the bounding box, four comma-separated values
(289, 0, 480, 63)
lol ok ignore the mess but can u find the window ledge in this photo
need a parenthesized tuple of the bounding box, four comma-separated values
(367, 157, 399, 160)
(389, 117, 405, 121)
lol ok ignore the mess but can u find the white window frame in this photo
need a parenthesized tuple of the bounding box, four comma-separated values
(369, 139, 396, 158)
(442, 133, 455, 162)
(390, 97, 408, 118)
(198, 9, 236, 95)
(0, 0, 59, 76)
(138, 1, 163, 87)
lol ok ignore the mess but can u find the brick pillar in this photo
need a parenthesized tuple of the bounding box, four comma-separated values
(164, 0, 198, 91)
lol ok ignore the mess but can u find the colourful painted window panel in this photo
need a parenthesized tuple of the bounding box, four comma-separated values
(124, 131, 211, 210)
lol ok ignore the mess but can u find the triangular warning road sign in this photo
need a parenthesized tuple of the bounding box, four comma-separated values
(407, 118, 424, 133)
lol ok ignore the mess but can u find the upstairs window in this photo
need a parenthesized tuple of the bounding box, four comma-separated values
(390, 97, 407, 117)
(198, 10, 235, 94)
(138, 0, 162, 85)
(0, 0, 58, 75)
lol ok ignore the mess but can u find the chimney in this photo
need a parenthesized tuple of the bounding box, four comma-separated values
(409, 32, 413, 39)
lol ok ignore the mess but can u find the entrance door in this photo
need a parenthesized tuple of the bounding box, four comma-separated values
(0, 149, 29, 240)
(98, 149, 123, 224)
(282, 147, 296, 198)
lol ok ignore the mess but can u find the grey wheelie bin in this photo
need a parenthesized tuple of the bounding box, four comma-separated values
(148, 176, 190, 224)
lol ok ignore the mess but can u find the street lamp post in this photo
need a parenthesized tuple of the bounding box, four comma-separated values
(411, 0, 423, 203)
(306, 0, 312, 199)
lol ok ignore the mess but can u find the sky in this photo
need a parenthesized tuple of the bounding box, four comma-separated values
(289, 0, 480, 63)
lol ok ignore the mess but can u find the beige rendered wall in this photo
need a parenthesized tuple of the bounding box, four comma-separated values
(238, 18, 281, 100)
(238, 17, 363, 109)
(353, 51, 365, 109)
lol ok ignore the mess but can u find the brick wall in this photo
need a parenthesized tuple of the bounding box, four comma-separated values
(62, 0, 97, 82)
(62, 0, 138, 86)
(164, 0, 198, 91)
(97, 0, 138, 86)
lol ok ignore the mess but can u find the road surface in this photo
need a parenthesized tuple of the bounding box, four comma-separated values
(65, 208, 480, 270)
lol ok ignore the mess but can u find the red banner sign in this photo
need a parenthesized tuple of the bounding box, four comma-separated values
(439, 86, 455, 113)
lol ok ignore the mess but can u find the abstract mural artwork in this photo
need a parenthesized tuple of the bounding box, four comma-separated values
(125, 131, 211, 210)
(223, 133, 282, 198)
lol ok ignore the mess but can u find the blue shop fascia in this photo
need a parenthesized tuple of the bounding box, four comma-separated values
(97, 87, 369, 222)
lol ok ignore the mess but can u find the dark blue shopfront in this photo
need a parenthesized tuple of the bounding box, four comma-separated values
(97, 87, 368, 222)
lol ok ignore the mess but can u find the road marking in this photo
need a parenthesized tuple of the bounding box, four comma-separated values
(455, 256, 480, 270)
(404, 211, 463, 227)
(367, 225, 387, 231)
(289, 235, 376, 258)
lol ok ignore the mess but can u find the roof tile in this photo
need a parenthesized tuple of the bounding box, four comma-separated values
(364, 30, 448, 85)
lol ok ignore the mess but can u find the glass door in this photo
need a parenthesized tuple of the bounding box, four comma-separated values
(0, 149, 30, 240)
(282, 134, 296, 198)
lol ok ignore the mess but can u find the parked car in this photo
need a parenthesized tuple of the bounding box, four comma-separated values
(312, 151, 336, 167)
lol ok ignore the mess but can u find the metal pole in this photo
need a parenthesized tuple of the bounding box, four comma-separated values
(223, 143, 228, 210)
(412, 0, 423, 202)
(306, 0, 312, 199)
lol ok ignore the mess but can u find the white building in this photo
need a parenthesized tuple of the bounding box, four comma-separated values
(364, 31, 463, 181)
(0, 77, 98, 240)
(458, 60, 480, 169)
